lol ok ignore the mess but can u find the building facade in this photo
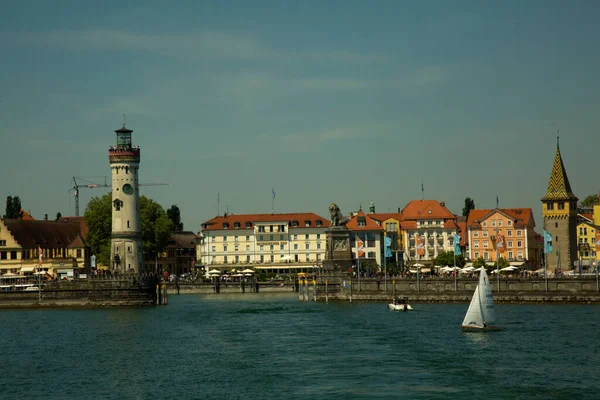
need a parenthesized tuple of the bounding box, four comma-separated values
(400, 200, 459, 266)
(541, 139, 578, 270)
(575, 210, 599, 269)
(109, 123, 143, 274)
(466, 208, 538, 268)
(368, 210, 404, 266)
(199, 213, 330, 275)
(346, 210, 384, 269)
(145, 231, 198, 276)
(0, 218, 89, 276)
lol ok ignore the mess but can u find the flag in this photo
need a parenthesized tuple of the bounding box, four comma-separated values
(421, 181, 424, 193)
(596, 230, 600, 252)
(384, 236, 392, 258)
(496, 233, 505, 253)
(544, 230, 553, 254)
(357, 235, 365, 257)
(38, 246, 43, 268)
(415, 234, 425, 256)
(496, 194, 499, 208)
(272, 188, 276, 199)
(453, 233, 461, 255)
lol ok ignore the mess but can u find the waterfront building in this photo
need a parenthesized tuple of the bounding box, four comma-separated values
(575, 212, 598, 269)
(466, 208, 537, 268)
(400, 200, 459, 267)
(0, 218, 89, 277)
(198, 212, 330, 275)
(541, 139, 578, 271)
(109, 122, 143, 274)
(144, 231, 198, 276)
(367, 206, 404, 266)
(346, 210, 384, 269)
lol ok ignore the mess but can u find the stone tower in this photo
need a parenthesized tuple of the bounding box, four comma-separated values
(541, 138, 578, 270)
(109, 122, 143, 274)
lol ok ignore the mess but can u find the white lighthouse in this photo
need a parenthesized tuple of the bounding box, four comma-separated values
(109, 122, 143, 274)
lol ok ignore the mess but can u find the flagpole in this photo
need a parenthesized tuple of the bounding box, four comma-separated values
(454, 249, 457, 292)
(272, 188, 275, 214)
(217, 192, 220, 216)
(357, 234, 361, 292)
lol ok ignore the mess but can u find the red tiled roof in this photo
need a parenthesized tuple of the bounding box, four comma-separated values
(202, 213, 330, 231)
(456, 221, 467, 246)
(466, 208, 534, 229)
(3, 219, 88, 249)
(579, 213, 594, 222)
(346, 210, 383, 231)
(401, 200, 455, 220)
(59, 216, 89, 239)
(19, 210, 35, 220)
(368, 212, 404, 223)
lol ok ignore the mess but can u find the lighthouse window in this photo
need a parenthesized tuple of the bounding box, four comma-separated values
(127, 220, 130, 228)
(125, 167, 129, 174)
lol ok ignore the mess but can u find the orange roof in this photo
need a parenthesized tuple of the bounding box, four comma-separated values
(201, 212, 330, 231)
(579, 213, 594, 222)
(19, 210, 35, 220)
(58, 216, 89, 238)
(456, 221, 467, 246)
(401, 200, 455, 220)
(368, 212, 404, 223)
(346, 210, 383, 231)
(466, 208, 534, 229)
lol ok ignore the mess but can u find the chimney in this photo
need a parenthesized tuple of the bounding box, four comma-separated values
(440, 201, 445, 206)
(44, 214, 48, 221)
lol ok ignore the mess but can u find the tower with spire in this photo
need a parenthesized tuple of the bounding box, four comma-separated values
(541, 137, 578, 271)
(109, 118, 143, 274)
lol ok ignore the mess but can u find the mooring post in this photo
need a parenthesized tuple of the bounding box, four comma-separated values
(349, 279, 352, 303)
(298, 279, 303, 301)
(312, 279, 317, 302)
(325, 280, 328, 303)
(163, 282, 168, 305)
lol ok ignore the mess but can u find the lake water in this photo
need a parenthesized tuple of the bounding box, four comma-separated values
(1, 294, 599, 399)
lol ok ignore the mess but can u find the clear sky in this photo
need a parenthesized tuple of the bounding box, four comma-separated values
(1, 0, 599, 232)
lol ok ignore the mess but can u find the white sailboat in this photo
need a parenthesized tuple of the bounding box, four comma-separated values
(461, 267, 501, 331)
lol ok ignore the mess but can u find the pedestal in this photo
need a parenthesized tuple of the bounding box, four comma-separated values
(323, 226, 354, 282)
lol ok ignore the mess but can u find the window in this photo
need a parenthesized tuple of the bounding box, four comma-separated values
(368, 251, 376, 258)
(245, 222, 252, 228)
(259, 245, 264, 252)
(294, 244, 298, 250)
(482, 221, 487, 227)
(316, 234, 321, 239)
(498, 220, 502, 227)
(234, 222, 240, 229)
(224, 256, 228, 264)
(223, 245, 228, 252)
(547, 203, 554, 210)
(259, 235, 264, 241)
(246, 245, 250, 252)
(473, 231, 479, 238)
(280, 234, 284, 240)
(492, 220, 496, 227)
(507, 221, 512, 226)
(269, 225, 274, 232)
(316, 220, 322, 227)
(508, 241, 513, 248)
(516, 230, 522, 236)
(580, 227, 583, 235)
(270, 245, 274, 251)
(483, 231, 489, 237)
(507, 230, 513, 237)
(584, 227, 588, 235)
(474, 252, 480, 258)
(517, 241, 522, 247)
(270, 255, 274, 263)
(483, 241, 488, 248)
(245, 235, 250, 241)
(234, 245, 239, 252)
(223, 236, 228, 242)
(293, 234, 298, 240)
(212, 246, 216, 252)
(474, 241, 479, 249)
(127, 220, 130, 228)
(306, 254, 310, 262)
(305, 243, 310, 250)
(508, 251, 514, 260)
(305, 234, 310, 240)
(258, 226, 265, 232)
(246, 255, 250, 263)
(484, 252, 489, 260)
(235, 255, 239, 263)
(305, 221, 311, 227)
(260, 255, 264, 263)
(558, 202, 565, 210)
(76, 249, 82, 258)
(0, 240, 5, 246)
(222, 223, 229, 229)
(517, 251, 523, 260)
(211, 256, 216, 263)
(555, 223, 558, 228)
(270, 234, 274, 241)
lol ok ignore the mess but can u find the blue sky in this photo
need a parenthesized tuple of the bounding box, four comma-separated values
(1, 0, 599, 231)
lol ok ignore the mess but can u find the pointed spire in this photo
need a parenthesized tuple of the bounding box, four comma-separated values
(541, 141, 578, 201)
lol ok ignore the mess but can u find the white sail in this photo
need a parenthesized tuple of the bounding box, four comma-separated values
(462, 284, 483, 328)
(478, 268, 496, 324)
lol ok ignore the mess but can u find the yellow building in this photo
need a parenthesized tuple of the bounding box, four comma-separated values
(576, 205, 600, 270)
(368, 209, 404, 266)
(0, 218, 90, 278)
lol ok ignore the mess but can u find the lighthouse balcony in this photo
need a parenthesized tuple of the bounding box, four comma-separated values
(109, 146, 141, 157)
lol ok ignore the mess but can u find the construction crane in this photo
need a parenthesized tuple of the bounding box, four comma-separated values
(69, 176, 168, 216)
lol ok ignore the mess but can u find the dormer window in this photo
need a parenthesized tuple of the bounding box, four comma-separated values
(234, 222, 240, 229)
(222, 223, 229, 229)
(305, 220, 311, 227)
(292, 220, 299, 227)
(316, 220, 322, 227)
(245, 222, 252, 228)
(358, 216, 366, 227)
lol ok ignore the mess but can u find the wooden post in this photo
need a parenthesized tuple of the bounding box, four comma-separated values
(163, 282, 168, 305)
(325, 280, 328, 303)
(312, 279, 317, 302)
(349, 279, 352, 303)
(298, 279, 303, 301)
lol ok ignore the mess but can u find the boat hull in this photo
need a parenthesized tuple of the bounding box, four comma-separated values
(388, 304, 412, 311)
(461, 325, 501, 332)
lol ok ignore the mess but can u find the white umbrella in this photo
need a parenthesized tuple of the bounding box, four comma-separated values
(208, 269, 221, 274)
(413, 263, 424, 267)
(241, 269, 255, 274)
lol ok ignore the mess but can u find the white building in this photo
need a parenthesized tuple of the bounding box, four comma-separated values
(198, 213, 330, 275)
(109, 123, 143, 273)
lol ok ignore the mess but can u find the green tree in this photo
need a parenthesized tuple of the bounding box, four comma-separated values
(84, 193, 173, 267)
(140, 196, 174, 260)
(497, 257, 510, 270)
(472, 257, 487, 269)
(84, 193, 112, 266)
(581, 194, 600, 208)
(5, 196, 22, 219)
(166, 204, 184, 232)
(433, 250, 465, 267)
(462, 197, 475, 217)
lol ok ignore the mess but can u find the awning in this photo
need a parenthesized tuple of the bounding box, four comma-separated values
(20, 266, 36, 273)
(256, 265, 310, 270)
(486, 262, 495, 266)
(464, 263, 473, 267)
(510, 261, 525, 266)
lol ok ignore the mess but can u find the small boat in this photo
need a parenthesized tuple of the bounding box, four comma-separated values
(389, 297, 412, 311)
(462, 267, 501, 331)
